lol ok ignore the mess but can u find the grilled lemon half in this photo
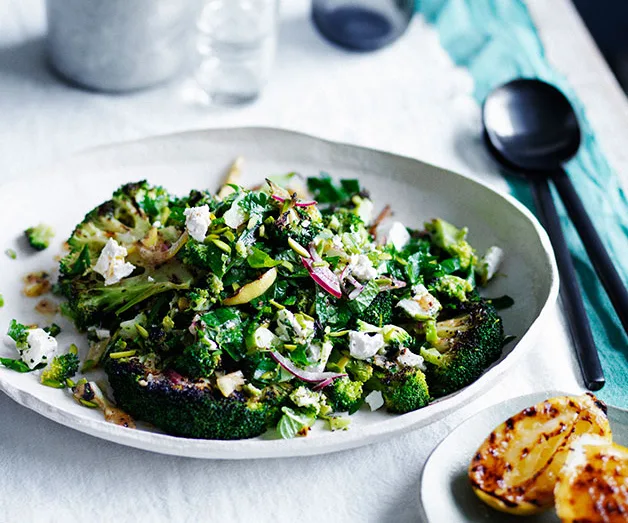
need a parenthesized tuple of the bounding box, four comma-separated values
(468, 393, 612, 515)
(555, 434, 628, 522)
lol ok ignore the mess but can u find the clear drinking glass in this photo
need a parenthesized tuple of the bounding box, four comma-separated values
(195, 0, 279, 104)
(312, 0, 415, 51)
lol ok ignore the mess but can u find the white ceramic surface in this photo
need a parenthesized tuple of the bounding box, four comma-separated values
(0, 128, 558, 459)
(419, 391, 628, 523)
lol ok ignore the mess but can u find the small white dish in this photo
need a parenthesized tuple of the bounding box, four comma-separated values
(0, 128, 558, 459)
(419, 391, 628, 522)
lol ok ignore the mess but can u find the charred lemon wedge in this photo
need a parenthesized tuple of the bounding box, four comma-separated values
(469, 393, 611, 515)
(555, 435, 628, 522)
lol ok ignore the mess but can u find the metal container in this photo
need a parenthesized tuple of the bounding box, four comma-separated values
(46, 0, 201, 92)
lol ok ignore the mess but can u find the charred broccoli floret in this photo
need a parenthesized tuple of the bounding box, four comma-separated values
(420, 298, 505, 397)
(40, 347, 80, 388)
(179, 241, 230, 276)
(105, 357, 288, 440)
(345, 359, 373, 383)
(59, 267, 192, 331)
(62, 182, 154, 267)
(25, 223, 54, 251)
(355, 291, 393, 327)
(425, 218, 475, 270)
(325, 376, 363, 413)
(433, 274, 473, 302)
(375, 365, 430, 414)
(173, 343, 221, 380)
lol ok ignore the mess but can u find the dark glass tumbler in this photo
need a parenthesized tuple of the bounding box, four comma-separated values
(312, 0, 416, 51)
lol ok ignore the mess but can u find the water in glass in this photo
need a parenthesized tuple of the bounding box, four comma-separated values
(195, 0, 278, 104)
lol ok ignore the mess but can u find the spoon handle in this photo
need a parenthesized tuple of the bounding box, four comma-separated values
(532, 178, 605, 391)
(552, 168, 628, 336)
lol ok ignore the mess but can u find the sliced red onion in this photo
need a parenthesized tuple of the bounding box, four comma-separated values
(348, 286, 364, 301)
(266, 179, 292, 199)
(271, 194, 286, 203)
(346, 274, 361, 288)
(270, 351, 346, 383)
(313, 376, 340, 391)
(302, 257, 342, 298)
(308, 244, 323, 262)
(294, 200, 317, 208)
(164, 369, 184, 385)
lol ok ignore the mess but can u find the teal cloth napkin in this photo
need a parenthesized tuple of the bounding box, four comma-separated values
(416, 0, 628, 406)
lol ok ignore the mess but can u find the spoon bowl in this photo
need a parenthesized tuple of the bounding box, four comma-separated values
(483, 79, 581, 173)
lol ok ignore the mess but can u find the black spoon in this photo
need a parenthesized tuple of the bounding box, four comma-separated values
(482, 78, 615, 391)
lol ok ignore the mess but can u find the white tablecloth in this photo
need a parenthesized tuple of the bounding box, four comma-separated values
(1, 1, 626, 521)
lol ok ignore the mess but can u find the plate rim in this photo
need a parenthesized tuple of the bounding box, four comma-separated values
(0, 127, 560, 459)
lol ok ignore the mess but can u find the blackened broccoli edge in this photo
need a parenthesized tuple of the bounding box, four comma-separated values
(105, 357, 289, 440)
(423, 298, 505, 398)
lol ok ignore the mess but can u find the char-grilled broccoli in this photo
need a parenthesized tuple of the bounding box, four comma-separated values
(375, 365, 430, 413)
(105, 357, 288, 440)
(345, 359, 373, 383)
(420, 298, 505, 397)
(173, 343, 221, 380)
(425, 218, 475, 270)
(62, 182, 153, 268)
(355, 291, 393, 327)
(433, 275, 473, 302)
(25, 224, 54, 251)
(40, 347, 80, 388)
(179, 241, 230, 275)
(187, 276, 224, 311)
(325, 376, 363, 413)
(59, 267, 192, 331)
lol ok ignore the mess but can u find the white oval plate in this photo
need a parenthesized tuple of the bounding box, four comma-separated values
(0, 128, 558, 459)
(419, 391, 628, 522)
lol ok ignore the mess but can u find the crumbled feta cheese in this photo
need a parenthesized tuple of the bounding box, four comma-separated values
(216, 371, 245, 397)
(306, 340, 333, 372)
(184, 205, 211, 242)
(94, 328, 110, 340)
(349, 254, 378, 281)
(147, 276, 155, 283)
(479, 246, 504, 283)
(384, 221, 411, 251)
(20, 328, 57, 369)
(223, 197, 248, 229)
(396, 348, 426, 370)
(397, 286, 441, 320)
(349, 331, 385, 360)
(365, 390, 385, 411)
(93, 238, 136, 286)
(276, 309, 314, 345)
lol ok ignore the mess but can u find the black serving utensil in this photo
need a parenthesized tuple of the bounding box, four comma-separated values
(483, 78, 609, 391)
